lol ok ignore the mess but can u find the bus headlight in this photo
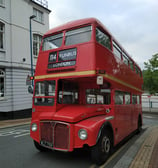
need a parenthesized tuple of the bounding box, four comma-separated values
(78, 129, 88, 140)
(31, 123, 38, 132)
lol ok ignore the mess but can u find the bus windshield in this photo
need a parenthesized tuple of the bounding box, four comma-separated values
(34, 80, 56, 106)
(58, 80, 79, 104)
(65, 26, 92, 46)
(42, 33, 63, 51)
(42, 26, 92, 51)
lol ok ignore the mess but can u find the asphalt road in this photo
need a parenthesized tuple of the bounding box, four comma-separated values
(0, 125, 92, 168)
(143, 113, 158, 126)
(0, 114, 158, 168)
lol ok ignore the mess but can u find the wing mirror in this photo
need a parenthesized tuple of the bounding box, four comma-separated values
(28, 85, 33, 94)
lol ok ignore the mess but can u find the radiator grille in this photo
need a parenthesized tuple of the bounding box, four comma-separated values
(40, 121, 70, 150)
(54, 123, 69, 149)
(40, 122, 53, 143)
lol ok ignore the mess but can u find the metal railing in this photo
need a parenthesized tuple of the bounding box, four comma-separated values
(142, 96, 158, 113)
(32, 0, 48, 9)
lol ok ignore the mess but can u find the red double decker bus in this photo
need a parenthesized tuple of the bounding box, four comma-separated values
(30, 18, 143, 165)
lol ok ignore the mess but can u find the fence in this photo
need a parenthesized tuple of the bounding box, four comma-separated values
(32, 0, 48, 8)
(142, 95, 158, 113)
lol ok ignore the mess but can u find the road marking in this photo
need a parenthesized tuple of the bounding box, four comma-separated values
(14, 132, 30, 138)
(100, 143, 126, 168)
(144, 115, 155, 119)
(0, 129, 15, 134)
(0, 129, 30, 137)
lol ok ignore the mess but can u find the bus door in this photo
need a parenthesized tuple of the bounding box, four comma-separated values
(124, 92, 133, 134)
(131, 94, 140, 131)
(114, 91, 131, 142)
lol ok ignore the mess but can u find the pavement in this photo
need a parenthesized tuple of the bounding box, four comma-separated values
(0, 118, 31, 129)
(104, 126, 158, 168)
(129, 126, 158, 168)
(0, 114, 158, 168)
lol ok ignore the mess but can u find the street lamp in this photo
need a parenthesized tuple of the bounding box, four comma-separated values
(29, 15, 36, 87)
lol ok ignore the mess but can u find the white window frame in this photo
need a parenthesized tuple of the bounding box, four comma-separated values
(33, 8, 44, 23)
(33, 34, 42, 57)
(0, 69, 5, 100)
(0, 0, 5, 7)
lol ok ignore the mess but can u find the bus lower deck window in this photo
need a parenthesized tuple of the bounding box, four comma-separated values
(86, 89, 111, 105)
(58, 80, 79, 104)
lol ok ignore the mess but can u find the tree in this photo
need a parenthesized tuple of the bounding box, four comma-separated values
(143, 53, 158, 94)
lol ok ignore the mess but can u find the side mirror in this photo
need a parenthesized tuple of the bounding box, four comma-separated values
(28, 85, 33, 94)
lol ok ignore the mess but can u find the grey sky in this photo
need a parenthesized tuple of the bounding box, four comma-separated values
(48, 0, 158, 69)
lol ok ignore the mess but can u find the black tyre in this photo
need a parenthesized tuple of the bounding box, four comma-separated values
(137, 116, 142, 134)
(33, 140, 48, 152)
(91, 130, 113, 165)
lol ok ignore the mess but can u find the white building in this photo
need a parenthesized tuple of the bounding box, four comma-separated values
(0, 0, 51, 119)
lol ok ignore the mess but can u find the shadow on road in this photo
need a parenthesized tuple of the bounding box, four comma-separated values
(103, 127, 148, 168)
(32, 146, 92, 168)
(30, 128, 148, 168)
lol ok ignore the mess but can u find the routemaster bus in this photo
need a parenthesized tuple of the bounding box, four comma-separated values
(30, 18, 143, 165)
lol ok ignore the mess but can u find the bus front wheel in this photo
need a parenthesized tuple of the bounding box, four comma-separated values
(137, 116, 142, 134)
(91, 130, 112, 165)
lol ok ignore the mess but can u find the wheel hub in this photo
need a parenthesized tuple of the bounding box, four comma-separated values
(102, 136, 110, 153)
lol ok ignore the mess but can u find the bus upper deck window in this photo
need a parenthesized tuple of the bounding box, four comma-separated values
(42, 33, 63, 51)
(96, 28, 111, 50)
(65, 26, 92, 46)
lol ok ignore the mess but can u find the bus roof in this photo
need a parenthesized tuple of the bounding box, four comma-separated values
(45, 18, 109, 36)
(44, 18, 141, 70)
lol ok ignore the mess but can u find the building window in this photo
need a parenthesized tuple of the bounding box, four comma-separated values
(33, 8, 44, 23)
(0, 69, 5, 99)
(0, 0, 5, 7)
(0, 22, 5, 50)
(33, 34, 42, 57)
